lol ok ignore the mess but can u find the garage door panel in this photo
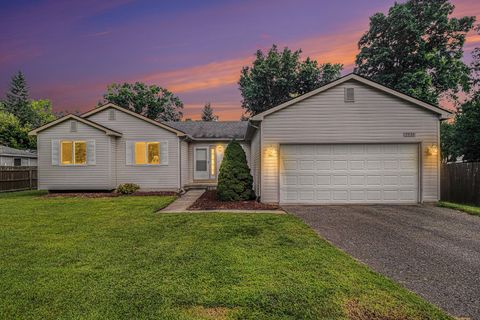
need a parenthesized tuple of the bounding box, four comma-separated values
(300, 160, 314, 170)
(280, 144, 418, 204)
(299, 175, 315, 185)
(316, 160, 331, 169)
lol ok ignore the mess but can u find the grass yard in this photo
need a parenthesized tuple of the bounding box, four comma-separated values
(0, 191, 450, 320)
(438, 201, 480, 217)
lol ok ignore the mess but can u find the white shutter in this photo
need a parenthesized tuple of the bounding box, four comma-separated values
(160, 141, 168, 165)
(51, 140, 60, 165)
(87, 140, 96, 165)
(126, 141, 134, 165)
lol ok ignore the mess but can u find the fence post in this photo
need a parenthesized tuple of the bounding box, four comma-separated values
(29, 167, 32, 189)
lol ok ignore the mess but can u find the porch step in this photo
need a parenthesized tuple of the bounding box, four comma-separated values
(184, 183, 217, 191)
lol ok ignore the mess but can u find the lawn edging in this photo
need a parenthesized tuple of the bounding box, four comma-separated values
(438, 201, 480, 217)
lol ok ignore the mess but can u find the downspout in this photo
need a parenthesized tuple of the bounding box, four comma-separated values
(178, 137, 183, 193)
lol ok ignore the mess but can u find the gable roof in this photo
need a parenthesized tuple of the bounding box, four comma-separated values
(82, 103, 186, 136)
(29, 114, 122, 137)
(251, 73, 453, 121)
(0, 145, 37, 158)
(164, 121, 248, 140)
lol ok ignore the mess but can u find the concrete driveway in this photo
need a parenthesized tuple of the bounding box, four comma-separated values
(285, 205, 480, 319)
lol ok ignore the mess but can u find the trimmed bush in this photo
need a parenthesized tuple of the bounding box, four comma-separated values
(116, 183, 140, 195)
(217, 140, 254, 201)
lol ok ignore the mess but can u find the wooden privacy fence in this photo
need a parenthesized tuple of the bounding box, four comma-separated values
(0, 167, 37, 192)
(441, 162, 480, 206)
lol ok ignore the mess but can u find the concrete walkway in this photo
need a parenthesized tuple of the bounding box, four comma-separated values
(160, 189, 205, 212)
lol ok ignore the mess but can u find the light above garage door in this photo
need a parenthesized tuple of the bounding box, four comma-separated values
(279, 144, 419, 204)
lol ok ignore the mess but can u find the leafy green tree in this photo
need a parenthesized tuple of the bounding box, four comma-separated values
(470, 25, 480, 88)
(239, 45, 342, 116)
(0, 111, 34, 149)
(30, 99, 56, 128)
(440, 121, 458, 162)
(102, 82, 183, 121)
(355, 0, 475, 104)
(4, 71, 35, 126)
(217, 140, 254, 201)
(201, 103, 218, 121)
(454, 93, 480, 161)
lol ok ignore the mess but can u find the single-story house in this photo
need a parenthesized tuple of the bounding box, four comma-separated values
(0, 145, 37, 166)
(29, 73, 451, 204)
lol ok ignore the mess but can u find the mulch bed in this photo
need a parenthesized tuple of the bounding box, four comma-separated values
(188, 190, 279, 210)
(45, 191, 178, 198)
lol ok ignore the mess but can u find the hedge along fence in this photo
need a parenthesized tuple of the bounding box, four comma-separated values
(441, 162, 480, 206)
(0, 166, 37, 192)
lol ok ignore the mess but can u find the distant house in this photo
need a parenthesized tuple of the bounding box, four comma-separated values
(0, 145, 37, 166)
(29, 73, 451, 204)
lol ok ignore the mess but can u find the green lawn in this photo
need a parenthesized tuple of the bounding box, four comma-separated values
(438, 201, 480, 216)
(0, 191, 450, 320)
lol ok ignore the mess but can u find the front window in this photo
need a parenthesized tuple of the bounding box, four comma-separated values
(135, 142, 160, 165)
(61, 140, 86, 165)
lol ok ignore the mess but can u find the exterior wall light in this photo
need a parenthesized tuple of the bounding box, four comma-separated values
(426, 144, 438, 156)
(266, 146, 277, 158)
(217, 145, 224, 153)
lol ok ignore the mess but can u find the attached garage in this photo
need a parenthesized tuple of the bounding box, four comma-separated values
(249, 74, 452, 205)
(279, 144, 419, 204)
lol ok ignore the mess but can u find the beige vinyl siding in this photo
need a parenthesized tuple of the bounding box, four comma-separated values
(260, 80, 440, 203)
(250, 126, 261, 194)
(37, 121, 113, 190)
(87, 107, 180, 190)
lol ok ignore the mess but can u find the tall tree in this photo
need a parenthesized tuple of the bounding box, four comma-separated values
(355, 0, 475, 105)
(30, 99, 56, 128)
(239, 45, 342, 116)
(201, 103, 218, 121)
(4, 71, 35, 126)
(454, 93, 480, 161)
(0, 111, 34, 149)
(102, 82, 183, 121)
(470, 25, 480, 88)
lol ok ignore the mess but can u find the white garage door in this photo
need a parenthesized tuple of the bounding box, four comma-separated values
(280, 144, 418, 204)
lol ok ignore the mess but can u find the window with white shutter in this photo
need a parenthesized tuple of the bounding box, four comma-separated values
(126, 141, 168, 165)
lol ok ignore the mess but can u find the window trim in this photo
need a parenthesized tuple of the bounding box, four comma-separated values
(133, 141, 162, 166)
(60, 140, 87, 166)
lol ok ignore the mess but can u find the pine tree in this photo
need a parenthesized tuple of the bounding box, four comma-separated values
(4, 71, 34, 126)
(217, 141, 254, 201)
(201, 103, 218, 121)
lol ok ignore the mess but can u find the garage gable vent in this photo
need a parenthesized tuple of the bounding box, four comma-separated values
(108, 109, 115, 120)
(70, 120, 77, 132)
(344, 87, 355, 102)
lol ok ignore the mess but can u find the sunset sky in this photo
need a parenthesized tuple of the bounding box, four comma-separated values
(1, 0, 479, 120)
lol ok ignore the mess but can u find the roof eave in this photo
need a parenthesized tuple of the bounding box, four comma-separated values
(82, 103, 186, 137)
(28, 114, 122, 137)
(250, 73, 451, 120)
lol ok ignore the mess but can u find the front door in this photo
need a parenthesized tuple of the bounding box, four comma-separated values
(194, 147, 209, 180)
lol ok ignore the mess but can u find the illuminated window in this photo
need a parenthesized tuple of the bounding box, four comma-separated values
(61, 141, 86, 165)
(135, 142, 160, 165)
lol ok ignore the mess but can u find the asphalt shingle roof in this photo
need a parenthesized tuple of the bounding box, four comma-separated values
(164, 121, 248, 139)
(0, 145, 37, 157)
